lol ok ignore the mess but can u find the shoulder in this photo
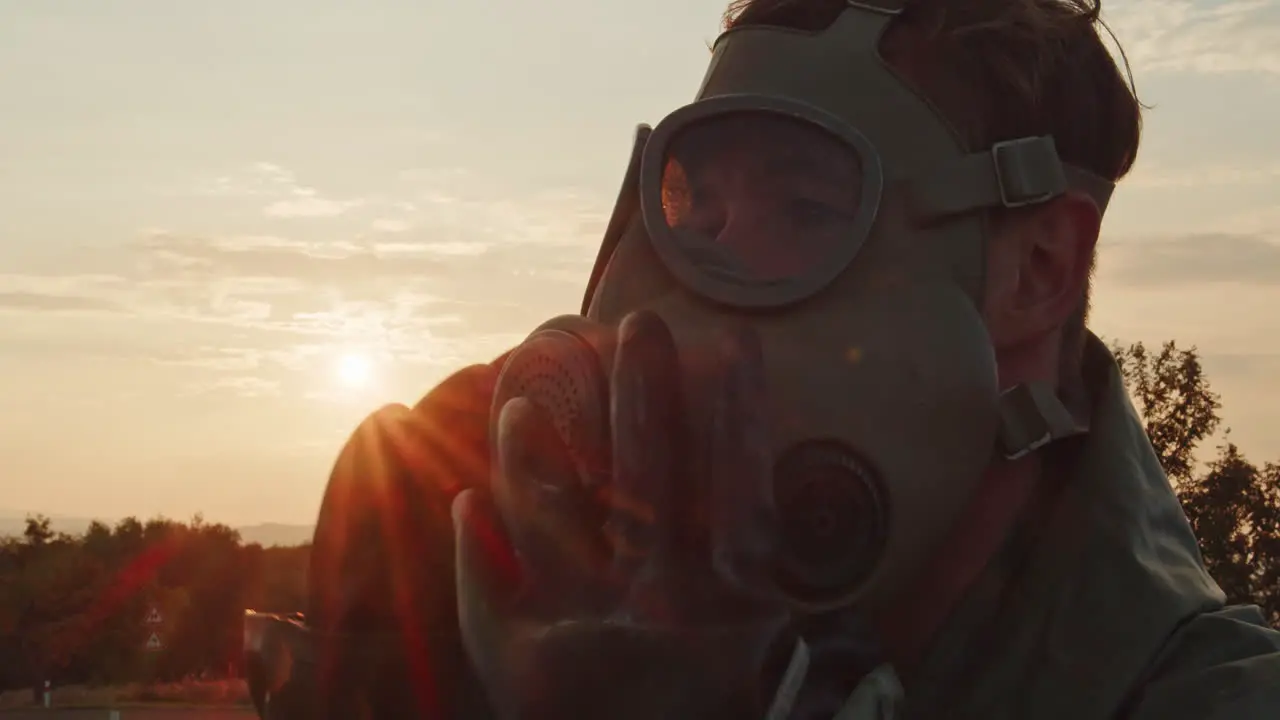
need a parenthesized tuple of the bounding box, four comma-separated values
(1125, 605, 1280, 720)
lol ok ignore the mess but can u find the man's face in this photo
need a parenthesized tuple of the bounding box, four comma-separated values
(659, 113, 865, 282)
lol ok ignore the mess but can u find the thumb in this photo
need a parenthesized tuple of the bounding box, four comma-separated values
(455, 488, 545, 720)
(453, 488, 522, 668)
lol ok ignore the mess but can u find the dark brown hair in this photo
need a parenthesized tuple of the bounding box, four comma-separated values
(723, 0, 1142, 378)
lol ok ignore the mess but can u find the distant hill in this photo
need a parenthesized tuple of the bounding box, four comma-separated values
(0, 512, 314, 548)
(0, 512, 98, 539)
(236, 522, 314, 547)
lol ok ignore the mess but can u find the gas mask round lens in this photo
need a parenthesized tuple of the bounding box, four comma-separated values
(653, 111, 867, 296)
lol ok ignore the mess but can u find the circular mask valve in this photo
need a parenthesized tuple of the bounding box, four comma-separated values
(490, 328, 611, 485)
(773, 440, 888, 610)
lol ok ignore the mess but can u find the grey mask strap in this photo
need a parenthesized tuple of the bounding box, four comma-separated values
(908, 135, 1116, 221)
(999, 382, 1089, 460)
(765, 638, 812, 720)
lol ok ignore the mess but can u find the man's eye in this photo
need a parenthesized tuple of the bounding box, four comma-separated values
(788, 198, 849, 224)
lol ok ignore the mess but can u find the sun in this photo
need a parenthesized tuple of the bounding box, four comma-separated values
(335, 353, 374, 389)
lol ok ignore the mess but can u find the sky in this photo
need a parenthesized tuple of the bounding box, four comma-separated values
(1, 0, 1279, 526)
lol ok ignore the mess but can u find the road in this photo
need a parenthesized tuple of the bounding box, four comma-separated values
(1, 710, 256, 720)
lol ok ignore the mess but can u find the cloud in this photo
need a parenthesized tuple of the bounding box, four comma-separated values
(265, 196, 363, 219)
(1101, 232, 1280, 287)
(182, 376, 282, 399)
(1216, 204, 1280, 234)
(6, 169, 614, 399)
(1105, 0, 1280, 75)
(1199, 351, 1280, 379)
(0, 274, 133, 315)
(0, 291, 122, 314)
(1125, 162, 1280, 190)
(136, 233, 447, 288)
(197, 162, 365, 219)
(154, 347, 266, 372)
(375, 240, 490, 256)
(370, 219, 413, 233)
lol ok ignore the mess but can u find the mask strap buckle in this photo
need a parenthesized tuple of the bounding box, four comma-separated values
(906, 135, 1116, 222)
(998, 382, 1088, 461)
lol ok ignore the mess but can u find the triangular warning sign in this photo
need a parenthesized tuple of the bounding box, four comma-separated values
(144, 607, 162, 624)
(146, 632, 162, 651)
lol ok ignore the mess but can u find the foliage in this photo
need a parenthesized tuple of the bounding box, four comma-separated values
(0, 516, 308, 696)
(1112, 340, 1280, 626)
(1111, 340, 1223, 485)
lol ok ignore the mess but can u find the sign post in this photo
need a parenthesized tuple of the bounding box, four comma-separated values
(144, 605, 164, 653)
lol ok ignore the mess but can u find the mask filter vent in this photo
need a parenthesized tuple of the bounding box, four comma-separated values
(773, 441, 888, 610)
(490, 328, 611, 484)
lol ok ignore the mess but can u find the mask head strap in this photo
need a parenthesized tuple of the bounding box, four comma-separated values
(909, 136, 1116, 221)
(999, 382, 1089, 460)
(581, 125, 650, 314)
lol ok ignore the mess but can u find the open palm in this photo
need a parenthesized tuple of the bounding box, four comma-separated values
(453, 312, 795, 720)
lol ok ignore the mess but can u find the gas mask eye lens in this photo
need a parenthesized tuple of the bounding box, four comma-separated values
(657, 112, 865, 286)
(773, 440, 888, 608)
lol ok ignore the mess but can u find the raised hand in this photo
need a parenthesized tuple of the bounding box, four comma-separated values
(453, 310, 796, 720)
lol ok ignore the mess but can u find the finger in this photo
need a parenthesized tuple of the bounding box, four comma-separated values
(453, 488, 521, 612)
(452, 488, 521, 693)
(493, 397, 608, 597)
(605, 310, 684, 579)
(708, 325, 777, 595)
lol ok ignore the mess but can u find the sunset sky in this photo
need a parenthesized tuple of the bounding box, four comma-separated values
(2, 0, 1279, 526)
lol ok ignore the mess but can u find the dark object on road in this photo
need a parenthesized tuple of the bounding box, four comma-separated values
(242, 611, 314, 719)
(243, 606, 488, 719)
(243, 610, 408, 719)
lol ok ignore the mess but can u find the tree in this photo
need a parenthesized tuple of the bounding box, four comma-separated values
(23, 515, 55, 548)
(1176, 443, 1280, 622)
(1112, 340, 1280, 626)
(1110, 340, 1222, 485)
(0, 514, 311, 694)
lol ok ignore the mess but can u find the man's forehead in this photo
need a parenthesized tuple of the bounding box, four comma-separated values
(670, 115, 861, 184)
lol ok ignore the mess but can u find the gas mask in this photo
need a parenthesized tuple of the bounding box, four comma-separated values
(491, 1, 1107, 623)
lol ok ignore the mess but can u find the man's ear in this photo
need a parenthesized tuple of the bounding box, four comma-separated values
(984, 190, 1100, 350)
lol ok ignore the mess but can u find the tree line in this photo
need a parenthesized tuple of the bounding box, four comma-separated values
(0, 515, 308, 694)
(0, 339, 1276, 695)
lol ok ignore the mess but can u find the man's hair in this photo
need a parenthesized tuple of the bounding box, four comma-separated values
(722, 0, 1142, 383)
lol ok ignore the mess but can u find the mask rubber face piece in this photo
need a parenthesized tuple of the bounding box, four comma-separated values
(495, 3, 1104, 617)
